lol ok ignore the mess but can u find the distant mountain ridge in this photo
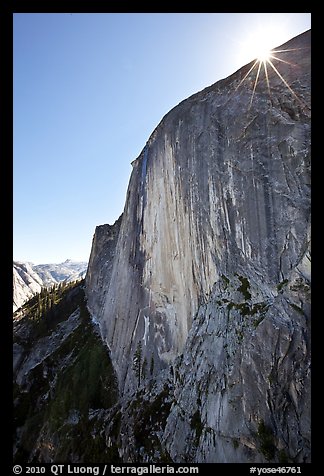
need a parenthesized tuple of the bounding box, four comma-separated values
(13, 259, 88, 312)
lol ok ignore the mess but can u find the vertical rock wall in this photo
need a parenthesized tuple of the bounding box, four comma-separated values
(85, 30, 311, 462)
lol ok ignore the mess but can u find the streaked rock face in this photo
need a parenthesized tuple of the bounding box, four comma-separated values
(86, 30, 311, 462)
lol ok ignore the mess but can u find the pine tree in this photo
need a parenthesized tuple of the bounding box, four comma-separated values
(37, 293, 42, 320)
(52, 284, 57, 305)
(142, 357, 147, 380)
(150, 355, 155, 376)
(133, 341, 142, 387)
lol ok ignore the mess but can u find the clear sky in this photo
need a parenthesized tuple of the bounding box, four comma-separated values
(13, 12, 311, 264)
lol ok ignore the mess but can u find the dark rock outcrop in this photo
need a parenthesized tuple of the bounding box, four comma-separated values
(13, 283, 120, 463)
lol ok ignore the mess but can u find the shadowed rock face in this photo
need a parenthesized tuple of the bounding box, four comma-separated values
(85, 215, 122, 323)
(86, 30, 310, 462)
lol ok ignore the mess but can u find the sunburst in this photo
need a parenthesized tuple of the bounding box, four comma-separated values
(234, 46, 310, 110)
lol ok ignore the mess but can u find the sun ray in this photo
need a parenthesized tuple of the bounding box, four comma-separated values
(270, 47, 310, 54)
(263, 60, 271, 101)
(234, 59, 259, 93)
(269, 55, 297, 67)
(249, 60, 262, 109)
(267, 59, 309, 108)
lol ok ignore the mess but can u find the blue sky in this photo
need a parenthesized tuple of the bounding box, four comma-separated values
(13, 13, 311, 264)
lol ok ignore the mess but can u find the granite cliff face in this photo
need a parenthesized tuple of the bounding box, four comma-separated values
(85, 30, 311, 463)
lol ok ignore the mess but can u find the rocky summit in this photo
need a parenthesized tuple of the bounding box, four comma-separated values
(14, 30, 311, 464)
